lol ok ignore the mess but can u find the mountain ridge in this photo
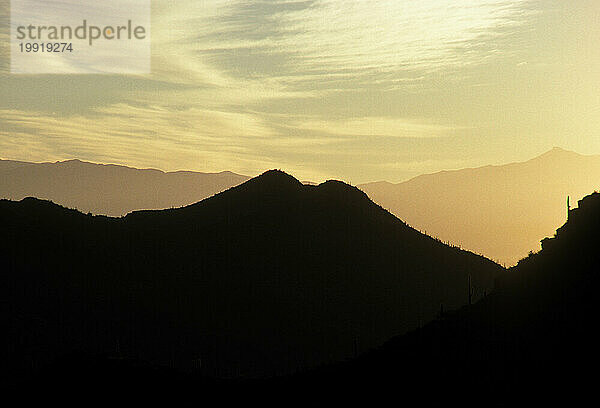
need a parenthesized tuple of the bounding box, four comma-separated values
(6, 148, 597, 265)
(0, 170, 501, 379)
(0, 157, 244, 176)
(15, 189, 600, 405)
(359, 147, 600, 265)
(363, 148, 591, 186)
(0, 158, 250, 216)
(267, 189, 600, 405)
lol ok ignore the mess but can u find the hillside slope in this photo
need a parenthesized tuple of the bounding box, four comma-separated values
(359, 147, 600, 265)
(0, 170, 501, 380)
(279, 191, 600, 405)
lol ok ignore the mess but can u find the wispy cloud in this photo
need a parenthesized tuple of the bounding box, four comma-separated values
(5, 0, 581, 184)
(178, 0, 536, 90)
(0, 105, 278, 174)
(292, 116, 466, 138)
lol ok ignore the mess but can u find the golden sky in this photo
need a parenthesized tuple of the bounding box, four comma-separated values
(1, 0, 599, 183)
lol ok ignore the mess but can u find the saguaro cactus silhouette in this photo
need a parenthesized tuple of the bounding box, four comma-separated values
(468, 275, 473, 305)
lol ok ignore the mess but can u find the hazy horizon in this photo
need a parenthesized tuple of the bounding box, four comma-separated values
(2, 1, 600, 183)
(1, 145, 596, 185)
(3, 146, 600, 266)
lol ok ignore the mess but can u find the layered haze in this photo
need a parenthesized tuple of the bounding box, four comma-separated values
(0, 158, 248, 216)
(3, 148, 599, 264)
(360, 148, 600, 265)
(1, 1, 599, 181)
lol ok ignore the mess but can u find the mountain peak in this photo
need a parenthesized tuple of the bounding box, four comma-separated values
(547, 146, 573, 155)
(251, 170, 304, 187)
(57, 159, 85, 164)
(224, 169, 304, 198)
(536, 147, 580, 160)
(317, 179, 370, 201)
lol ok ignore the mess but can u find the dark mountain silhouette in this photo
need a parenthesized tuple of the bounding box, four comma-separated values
(0, 170, 501, 383)
(6, 149, 596, 267)
(0, 158, 249, 216)
(262, 190, 600, 405)
(14, 192, 599, 406)
(359, 147, 600, 265)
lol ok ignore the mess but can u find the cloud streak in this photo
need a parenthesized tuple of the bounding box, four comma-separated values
(5, 0, 593, 184)
(184, 0, 536, 89)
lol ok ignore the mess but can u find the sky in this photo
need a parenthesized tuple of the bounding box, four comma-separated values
(1, 0, 599, 183)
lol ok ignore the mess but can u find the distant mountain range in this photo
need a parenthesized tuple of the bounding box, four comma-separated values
(3, 147, 597, 265)
(0, 159, 249, 216)
(359, 147, 600, 265)
(0, 170, 500, 380)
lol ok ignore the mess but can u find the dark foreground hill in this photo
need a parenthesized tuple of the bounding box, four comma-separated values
(40, 191, 598, 406)
(267, 191, 600, 405)
(0, 170, 500, 383)
(0, 158, 249, 216)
